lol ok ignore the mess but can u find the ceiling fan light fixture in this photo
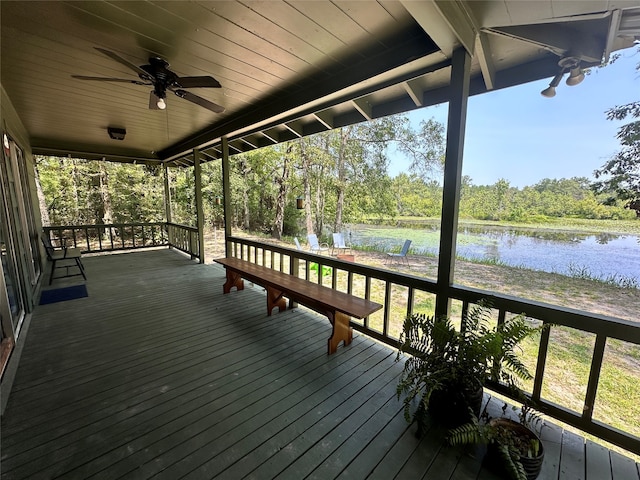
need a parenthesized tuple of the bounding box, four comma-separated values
(74, 48, 225, 113)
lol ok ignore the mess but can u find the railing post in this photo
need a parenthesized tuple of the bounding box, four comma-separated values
(583, 334, 607, 421)
(290, 256, 299, 308)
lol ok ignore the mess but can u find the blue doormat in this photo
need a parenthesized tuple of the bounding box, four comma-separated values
(39, 284, 88, 305)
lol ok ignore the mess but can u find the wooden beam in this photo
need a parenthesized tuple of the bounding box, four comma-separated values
(240, 137, 258, 149)
(402, 0, 477, 57)
(475, 31, 495, 90)
(432, 0, 477, 55)
(351, 98, 373, 121)
(313, 111, 333, 130)
(194, 148, 205, 264)
(402, 79, 423, 107)
(261, 131, 279, 144)
(221, 136, 232, 257)
(435, 47, 471, 318)
(283, 122, 303, 138)
(163, 164, 172, 224)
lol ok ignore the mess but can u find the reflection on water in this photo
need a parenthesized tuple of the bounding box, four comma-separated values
(351, 224, 640, 282)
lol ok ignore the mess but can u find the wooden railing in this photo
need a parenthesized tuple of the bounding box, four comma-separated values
(227, 235, 640, 455)
(166, 222, 200, 260)
(43, 223, 168, 252)
(43, 222, 201, 261)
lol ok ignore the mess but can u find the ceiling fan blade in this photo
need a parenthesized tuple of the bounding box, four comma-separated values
(72, 75, 149, 85)
(175, 76, 222, 88)
(94, 47, 151, 79)
(174, 89, 225, 113)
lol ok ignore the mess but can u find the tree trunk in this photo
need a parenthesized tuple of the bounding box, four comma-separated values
(314, 163, 325, 236)
(34, 162, 50, 227)
(272, 149, 291, 239)
(242, 185, 250, 229)
(70, 158, 80, 221)
(300, 139, 314, 235)
(334, 127, 350, 233)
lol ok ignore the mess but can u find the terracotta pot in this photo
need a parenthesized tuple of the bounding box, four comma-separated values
(485, 418, 544, 480)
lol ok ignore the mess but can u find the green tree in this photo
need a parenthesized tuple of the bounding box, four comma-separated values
(593, 101, 640, 217)
(593, 48, 640, 217)
(398, 117, 446, 181)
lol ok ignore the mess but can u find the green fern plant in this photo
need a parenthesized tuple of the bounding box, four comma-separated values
(396, 300, 545, 432)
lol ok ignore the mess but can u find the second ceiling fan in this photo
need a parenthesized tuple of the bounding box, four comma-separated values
(73, 47, 225, 113)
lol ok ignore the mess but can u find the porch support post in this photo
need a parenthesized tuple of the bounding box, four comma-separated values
(221, 136, 232, 257)
(194, 148, 205, 264)
(163, 164, 173, 249)
(435, 47, 471, 319)
(163, 164, 172, 223)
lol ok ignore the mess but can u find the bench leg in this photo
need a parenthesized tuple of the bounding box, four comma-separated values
(266, 286, 287, 316)
(327, 311, 353, 355)
(223, 270, 244, 294)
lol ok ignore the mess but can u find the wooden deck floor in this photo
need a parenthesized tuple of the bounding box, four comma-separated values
(2, 249, 639, 480)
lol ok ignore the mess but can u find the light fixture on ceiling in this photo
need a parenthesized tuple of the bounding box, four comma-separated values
(541, 56, 584, 98)
(107, 127, 126, 140)
(540, 71, 564, 98)
(3, 132, 10, 156)
(156, 96, 166, 110)
(566, 66, 585, 86)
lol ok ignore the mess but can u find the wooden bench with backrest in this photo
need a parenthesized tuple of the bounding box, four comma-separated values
(214, 257, 382, 354)
(41, 234, 87, 285)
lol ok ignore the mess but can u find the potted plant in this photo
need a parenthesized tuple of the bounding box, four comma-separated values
(396, 301, 542, 432)
(447, 397, 545, 480)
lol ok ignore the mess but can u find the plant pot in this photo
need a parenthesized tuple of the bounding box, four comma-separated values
(485, 418, 544, 480)
(428, 383, 484, 428)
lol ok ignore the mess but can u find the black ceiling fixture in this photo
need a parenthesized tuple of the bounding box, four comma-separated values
(73, 47, 225, 113)
(107, 127, 126, 140)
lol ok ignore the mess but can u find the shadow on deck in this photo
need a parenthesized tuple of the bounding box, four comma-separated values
(1, 249, 638, 479)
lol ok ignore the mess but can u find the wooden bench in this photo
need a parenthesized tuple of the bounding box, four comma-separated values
(214, 257, 382, 354)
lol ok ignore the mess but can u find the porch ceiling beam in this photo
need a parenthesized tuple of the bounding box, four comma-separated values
(159, 26, 439, 159)
(240, 138, 258, 149)
(475, 31, 495, 91)
(201, 151, 218, 162)
(401, 0, 476, 57)
(313, 112, 333, 130)
(31, 147, 157, 165)
(261, 131, 279, 144)
(283, 122, 303, 138)
(351, 98, 373, 121)
(228, 143, 243, 154)
(402, 79, 423, 107)
(485, 21, 608, 64)
(402, 0, 498, 90)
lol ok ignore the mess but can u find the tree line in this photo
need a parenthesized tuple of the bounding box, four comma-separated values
(36, 116, 635, 241)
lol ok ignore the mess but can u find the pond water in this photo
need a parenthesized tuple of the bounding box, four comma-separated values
(348, 223, 640, 283)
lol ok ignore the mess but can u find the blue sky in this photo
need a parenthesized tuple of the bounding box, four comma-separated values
(388, 46, 639, 188)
